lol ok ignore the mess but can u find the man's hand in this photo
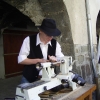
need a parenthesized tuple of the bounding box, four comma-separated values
(48, 55, 57, 62)
(40, 59, 49, 63)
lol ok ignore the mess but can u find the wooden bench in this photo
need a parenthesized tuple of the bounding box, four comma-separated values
(39, 84, 96, 100)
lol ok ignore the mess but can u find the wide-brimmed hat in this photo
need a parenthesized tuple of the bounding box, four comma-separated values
(39, 18, 61, 36)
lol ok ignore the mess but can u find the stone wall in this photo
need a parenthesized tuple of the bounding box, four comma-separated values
(3, 0, 75, 59)
(74, 44, 93, 83)
(38, 0, 75, 58)
(3, 0, 45, 26)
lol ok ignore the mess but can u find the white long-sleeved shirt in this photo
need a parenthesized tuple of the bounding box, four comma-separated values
(18, 33, 64, 63)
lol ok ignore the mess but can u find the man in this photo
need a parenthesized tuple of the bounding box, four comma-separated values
(18, 18, 64, 83)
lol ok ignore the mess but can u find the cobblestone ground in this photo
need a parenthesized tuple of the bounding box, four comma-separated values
(0, 75, 21, 100)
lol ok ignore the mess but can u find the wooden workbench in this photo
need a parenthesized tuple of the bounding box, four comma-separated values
(39, 84, 96, 100)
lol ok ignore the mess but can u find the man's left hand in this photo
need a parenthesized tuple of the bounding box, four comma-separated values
(48, 55, 57, 62)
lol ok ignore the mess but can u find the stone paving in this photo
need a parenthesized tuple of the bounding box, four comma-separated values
(0, 75, 21, 100)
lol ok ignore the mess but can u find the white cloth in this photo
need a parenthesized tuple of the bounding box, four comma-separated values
(18, 33, 64, 63)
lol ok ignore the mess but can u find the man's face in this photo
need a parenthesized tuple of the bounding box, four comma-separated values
(40, 30, 53, 41)
(45, 33, 53, 41)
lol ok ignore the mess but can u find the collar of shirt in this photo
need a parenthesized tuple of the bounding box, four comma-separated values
(36, 33, 52, 46)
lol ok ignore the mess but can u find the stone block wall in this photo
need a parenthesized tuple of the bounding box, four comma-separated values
(74, 44, 98, 83)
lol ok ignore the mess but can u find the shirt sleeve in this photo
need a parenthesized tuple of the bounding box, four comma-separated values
(18, 36, 30, 63)
(56, 42, 64, 61)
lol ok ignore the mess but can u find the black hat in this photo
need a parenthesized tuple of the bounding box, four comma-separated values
(39, 18, 61, 36)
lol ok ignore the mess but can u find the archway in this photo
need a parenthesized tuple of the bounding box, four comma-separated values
(0, 0, 74, 78)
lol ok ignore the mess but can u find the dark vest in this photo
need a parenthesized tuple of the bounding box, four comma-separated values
(23, 34, 56, 82)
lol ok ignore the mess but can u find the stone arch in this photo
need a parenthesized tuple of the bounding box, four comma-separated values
(2, 0, 75, 58)
(38, 0, 74, 58)
(96, 11, 100, 43)
(96, 10, 100, 61)
(0, 0, 75, 78)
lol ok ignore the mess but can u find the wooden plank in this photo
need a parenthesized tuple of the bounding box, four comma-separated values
(76, 84, 96, 100)
(60, 84, 96, 100)
(40, 84, 96, 100)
